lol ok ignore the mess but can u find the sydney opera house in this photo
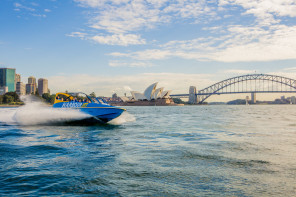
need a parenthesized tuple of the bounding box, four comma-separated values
(117, 82, 180, 106)
(130, 82, 171, 101)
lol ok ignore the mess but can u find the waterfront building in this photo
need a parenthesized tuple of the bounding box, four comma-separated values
(112, 93, 118, 99)
(38, 78, 48, 96)
(291, 96, 296, 104)
(0, 68, 16, 92)
(245, 96, 249, 105)
(281, 96, 285, 100)
(189, 86, 197, 104)
(0, 86, 8, 95)
(26, 83, 36, 94)
(16, 82, 26, 95)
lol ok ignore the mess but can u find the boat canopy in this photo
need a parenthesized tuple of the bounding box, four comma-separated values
(54, 92, 105, 104)
(54, 92, 74, 104)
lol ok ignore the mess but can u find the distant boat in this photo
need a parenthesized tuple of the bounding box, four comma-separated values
(53, 92, 125, 123)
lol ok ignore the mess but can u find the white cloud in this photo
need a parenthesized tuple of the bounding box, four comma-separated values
(31, 14, 46, 18)
(212, 25, 296, 62)
(110, 49, 173, 60)
(72, 0, 296, 61)
(283, 67, 296, 71)
(13, 2, 52, 18)
(66, 32, 87, 39)
(14, 3, 35, 12)
(14, 3, 22, 8)
(220, 0, 296, 25)
(110, 23, 296, 62)
(75, 0, 216, 34)
(223, 69, 255, 75)
(91, 34, 146, 46)
(72, 0, 218, 46)
(109, 60, 152, 67)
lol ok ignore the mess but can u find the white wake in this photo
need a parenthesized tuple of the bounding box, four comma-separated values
(0, 95, 91, 126)
(0, 95, 135, 126)
(109, 111, 136, 125)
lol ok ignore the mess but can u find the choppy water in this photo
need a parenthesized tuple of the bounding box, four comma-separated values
(0, 104, 296, 196)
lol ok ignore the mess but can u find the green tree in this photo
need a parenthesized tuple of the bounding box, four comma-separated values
(4, 92, 20, 102)
(42, 93, 50, 100)
(42, 93, 56, 104)
(90, 92, 96, 98)
(0, 95, 3, 104)
(4, 92, 19, 102)
(4, 95, 14, 103)
(172, 98, 187, 104)
(227, 99, 246, 105)
(49, 95, 56, 104)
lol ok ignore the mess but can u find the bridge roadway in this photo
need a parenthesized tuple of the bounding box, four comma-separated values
(171, 90, 296, 98)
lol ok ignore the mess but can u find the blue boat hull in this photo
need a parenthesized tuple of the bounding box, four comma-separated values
(80, 107, 124, 122)
(53, 102, 125, 123)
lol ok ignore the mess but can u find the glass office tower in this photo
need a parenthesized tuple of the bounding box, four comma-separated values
(0, 68, 16, 92)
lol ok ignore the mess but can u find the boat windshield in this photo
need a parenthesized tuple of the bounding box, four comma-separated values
(95, 97, 109, 105)
(68, 92, 94, 103)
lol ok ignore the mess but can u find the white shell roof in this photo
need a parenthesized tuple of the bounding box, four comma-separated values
(160, 90, 172, 98)
(143, 82, 158, 100)
(131, 91, 147, 100)
(153, 88, 163, 99)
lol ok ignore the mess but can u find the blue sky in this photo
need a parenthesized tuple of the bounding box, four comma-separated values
(1, 0, 296, 101)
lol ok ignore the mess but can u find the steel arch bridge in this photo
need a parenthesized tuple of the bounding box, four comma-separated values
(170, 74, 296, 104)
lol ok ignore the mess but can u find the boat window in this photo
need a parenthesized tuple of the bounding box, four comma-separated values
(56, 94, 69, 101)
(96, 97, 108, 105)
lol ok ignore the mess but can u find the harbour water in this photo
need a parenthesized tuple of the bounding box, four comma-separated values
(0, 104, 296, 196)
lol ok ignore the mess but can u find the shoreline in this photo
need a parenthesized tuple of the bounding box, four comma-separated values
(0, 105, 23, 107)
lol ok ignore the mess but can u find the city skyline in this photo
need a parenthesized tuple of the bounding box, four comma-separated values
(1, 0, 296, 101)
(0, 67, 49, 96)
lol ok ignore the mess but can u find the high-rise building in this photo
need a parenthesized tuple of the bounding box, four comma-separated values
(189, 86, 198, 104)
(28, 76, 36, 85)
(15, 73, 21, 91)
(0, 68, 16, 92)
(16, 82, 26, 95)
(38, 78, 48, 96)
(26, 76, 37, 94)
(26, 83, 36, 94)
(15, 74, 21, 83)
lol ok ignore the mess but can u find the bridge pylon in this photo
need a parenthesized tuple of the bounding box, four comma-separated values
(189, 86, 198, 104)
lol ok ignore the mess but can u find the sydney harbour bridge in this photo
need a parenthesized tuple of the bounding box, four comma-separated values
(170, 74, 296, 104)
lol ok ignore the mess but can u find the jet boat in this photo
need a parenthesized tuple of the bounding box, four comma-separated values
(53, 92, 125, 123)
